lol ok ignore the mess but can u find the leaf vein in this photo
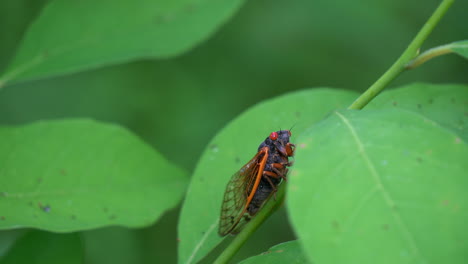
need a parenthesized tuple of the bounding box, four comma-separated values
(186, 219, 218, 264)
(335, 111, 425, 261)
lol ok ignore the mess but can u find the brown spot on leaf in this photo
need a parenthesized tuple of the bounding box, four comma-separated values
(42, 205, 51, 213)
(60, 169, 67, 176)
(392, 101, 397, 106)
(210, 144, 219, 153)
(162, 14, 175, 23)
(289, 184, 298, 191)
(455, 137, 461, 144)
(153, 16, 164, 25)
(109, 215, 117, 220)
(38, 202, 50, 212)
(71, 215, 77, 220)
(184, 2, 197, 12)
(0, 216, 5, 220)
(332, 220, 340, 229)
(416, 157, 423, 163)
(42, 50, 49, 58)
(382, 224, 390, 230)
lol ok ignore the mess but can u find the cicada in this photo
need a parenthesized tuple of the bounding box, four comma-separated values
(218, 130, 295, 236)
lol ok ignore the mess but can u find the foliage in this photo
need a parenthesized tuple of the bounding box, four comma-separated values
(0, 0, 466, 263)
(0, 119, 187, 232)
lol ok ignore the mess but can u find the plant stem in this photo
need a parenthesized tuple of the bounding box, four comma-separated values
(405, 43, 454, 69)
(348, 0, 455, 110)
(213, 184, 286, 264)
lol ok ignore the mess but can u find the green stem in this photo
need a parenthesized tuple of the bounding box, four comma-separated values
(405, 43, 454, 69)
(213, 184, 286, 264)
(348, 0, 454, 110)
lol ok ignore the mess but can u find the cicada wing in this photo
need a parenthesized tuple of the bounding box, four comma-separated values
(228, 188, 277, 235)
(228, 212, 252, 235)
(218, 171, 250, 236)
(218, 148, 268, 236)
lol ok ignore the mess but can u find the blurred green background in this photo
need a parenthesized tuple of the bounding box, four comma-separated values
(0, 0, 466, 263)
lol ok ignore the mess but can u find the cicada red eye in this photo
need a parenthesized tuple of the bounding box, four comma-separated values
(288, 130, 292, 136)
(269, 132, 278, 140)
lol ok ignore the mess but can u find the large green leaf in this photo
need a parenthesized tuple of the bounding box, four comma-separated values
(288, 103, 468, 262)
(177, 88, 358, 264)
(0, 119, 187, 232)
(239, 240, 311, 264)
(0, 230, 82, 264)
(0, 0, 245, 86)
(367, 83, 468, 140)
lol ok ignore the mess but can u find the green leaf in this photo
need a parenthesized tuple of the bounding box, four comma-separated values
(239, 240, 311, 264)
(0, 119, 187, 232)
(367, 83, 468, 141)
(0, 230, 82, 264)
(178, 88, 358, 264)
(288, 107, 468, 263)
(0, 0, 245, 86)
(450, 40, 468, 58)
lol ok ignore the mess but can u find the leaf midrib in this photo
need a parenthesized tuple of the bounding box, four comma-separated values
(335, 110, 425, 261)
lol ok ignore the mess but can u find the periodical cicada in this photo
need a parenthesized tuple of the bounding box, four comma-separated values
(218, 130, 295, 236)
